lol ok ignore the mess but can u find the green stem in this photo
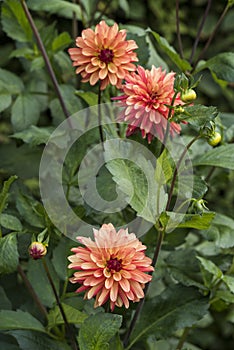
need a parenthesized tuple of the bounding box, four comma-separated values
(42, 259, 78, 350)
(176, 327, 190, 350)
(123, 227, 164, 348)
(166, 135, 200, 211)
(193, 2, 230, 69)
(17, 264, 48, 320)
(176, 0, 184, 58)
(189, 0, 212, 64)
(20, 0, 72, 126)
(98, 83, 104, 144)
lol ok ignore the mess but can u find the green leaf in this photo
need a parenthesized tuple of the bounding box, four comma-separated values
(9, 47, 34, 59)
(0, 233, 19, 275)
(11, 126, 54, 146)
(47, 303, 88, 330)
(197, 256, 223, 279)
(127, 33, 149, 66)
(27, 258, 59, 308)
(11, 94, 40, 132)
(182, 105, 218, 129)
(16, 193, 45, 228)
(155, 149, 173, 185)
(0, 93, 12, 112)
(204, 53, 234, 83)
(78, 313, 122, 350)
(148, 29, 192, 71)
(9, 330, 70, 350)
(203, 213, 234, 249)
(166, 212, 215, 231)
(0, 175, 18, 214)
(1, 0, 33, 42)
(0, 213, 22, 231)
(193, 144, 234, 170)
(52, 32, 72, 52)
(27, 0, 82, 19)
(130, 285, 209, 347)
(0, 286, 12, 310)
(75, 91, 98, 106)
(0, 310, 45, 332)
(0, 68, 24, 94)
(223, 275, 234, 294)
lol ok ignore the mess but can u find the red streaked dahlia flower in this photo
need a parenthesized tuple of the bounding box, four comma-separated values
(114, 65, 185, 142)
(68, 20, 138, 90)
(68, 223, 154, 311)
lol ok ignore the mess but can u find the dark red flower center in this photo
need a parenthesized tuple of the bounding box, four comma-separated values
(107, 257, 122, 272)
(99, 49, 114, 63)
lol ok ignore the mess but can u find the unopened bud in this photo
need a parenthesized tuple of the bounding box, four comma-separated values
(207, 132, 221, 147)
(181, 89, 197, 102)
(29, 241, 47, 260)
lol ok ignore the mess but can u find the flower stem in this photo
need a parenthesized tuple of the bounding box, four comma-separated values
(17, 264, 48, 321)
(166, 135, 200, 211)
(176, 0, 184, 58)
(98, 83, 104, 144)
(189, 0, 212, 64)
(193, 2, 230, 69)
(20, 0, 72, 126)
(123, 227, 164, 347)
(176, 327, 190, 350)
(42, 259, 78, 350)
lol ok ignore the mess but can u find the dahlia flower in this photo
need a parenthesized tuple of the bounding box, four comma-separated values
(68, 20, 138, 90)
(115, 65, 184, 142)
(68, 223, 153, 311)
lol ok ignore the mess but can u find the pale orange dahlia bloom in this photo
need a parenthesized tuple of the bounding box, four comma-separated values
(68, 20, 138, 90)
(115, 65, 185, 142)
(68, 223, 154, 311)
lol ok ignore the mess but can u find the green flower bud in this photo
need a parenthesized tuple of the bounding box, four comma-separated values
(181, 89, 197, 102)
(207, 132, 221, 146)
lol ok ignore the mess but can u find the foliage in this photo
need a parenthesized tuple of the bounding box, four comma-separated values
(0, 1, 234, 350)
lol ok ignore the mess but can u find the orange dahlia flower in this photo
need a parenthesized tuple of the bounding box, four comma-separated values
(68, 223, 154, 311)
(115, 65, 185, 142)
(68, 20, 138, 90)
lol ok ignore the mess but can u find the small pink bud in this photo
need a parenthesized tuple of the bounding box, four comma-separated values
(29, 241, 47, 260)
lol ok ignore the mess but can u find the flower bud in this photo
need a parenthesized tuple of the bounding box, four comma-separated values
(181, 89, 197, 102)
(29, 241, 47, 260)
(207, 132, 221, 147)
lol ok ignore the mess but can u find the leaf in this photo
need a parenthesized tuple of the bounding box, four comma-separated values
(155, 149, 173, 185)
(11, 94, 40, 132)
(0, 93, 12, 112)
(193, 144, 234, 170)
(9, 47, 34, 59)
(148, 29, 192, 71)
(0, 68, 24, 94)
(9, 330, 70, 350)
(0, 213, 22, 231)
(204, 53, 234, 83)
(27, 0, 82, 19)
(16, 192, 45, 228)
(166, 212, 215, 231)
(197, 256, 223, 279)
(27, 258, 59, 308)
(47, 303, 88, 330)
(223, 275, 234, 294)
(0, 310, 45, 332)
(0, 286, 12, 310)
(1, 0, 33, 42)
(127, 33, 149, 66)
(0, 233, 19, 275)
(205, 213, 234, 248)
(0, 175, 18, 213)
(78, 313, 122, 350)
(181, 105, 218, 129)
(130, 285, 209, 347)
(75, 91, 98, 106)
(105, 139, 166, 223)
(52, 32, 72, 52)
(11, 126, 54, 146)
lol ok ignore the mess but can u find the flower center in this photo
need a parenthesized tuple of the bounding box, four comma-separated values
(99, 49, 114, 63)
(107, 257, 122, 272)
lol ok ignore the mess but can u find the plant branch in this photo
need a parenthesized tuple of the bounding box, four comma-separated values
(176, 327, 190, 350)
(123, 228, 164, 347)
(176, 0, 184, 58)
(98, 83, 104, 144)
(20, 0, 71, 125)
(193, 2, 230, 69)
(17, 264, 48, 320)
(42, 259, 78, 350)
(166, 135, 200, 211)
(189, 0, 212, 64)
